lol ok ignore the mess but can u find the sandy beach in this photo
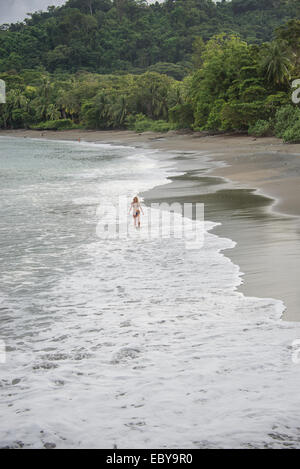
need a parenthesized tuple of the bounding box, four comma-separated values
(1, 128, 300, 321)
(2, 128, 300, 449)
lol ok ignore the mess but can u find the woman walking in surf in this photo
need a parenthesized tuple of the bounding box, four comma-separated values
(129, 196, 144, 228)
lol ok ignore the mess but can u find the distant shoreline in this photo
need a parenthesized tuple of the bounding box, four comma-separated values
(1, 128, 300, 217)
(2, 128, 300, 321)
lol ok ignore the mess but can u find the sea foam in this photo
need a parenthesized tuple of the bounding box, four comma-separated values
(0, 137, 300, 449)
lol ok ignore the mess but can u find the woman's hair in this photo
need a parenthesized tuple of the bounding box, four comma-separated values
(133, 196, 139, 203)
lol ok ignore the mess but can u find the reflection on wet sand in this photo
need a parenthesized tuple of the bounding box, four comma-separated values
(143, 173, 300, 322)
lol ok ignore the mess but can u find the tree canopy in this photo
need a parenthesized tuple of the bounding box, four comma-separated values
(1, 1, 300, 142)
(0, 0, 299, 75)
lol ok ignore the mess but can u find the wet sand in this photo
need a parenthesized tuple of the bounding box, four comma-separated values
(143, 169, 300, 322)
(1, 129, 300, 321)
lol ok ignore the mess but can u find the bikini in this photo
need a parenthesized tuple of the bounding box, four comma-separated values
(132, 203, 140, 218)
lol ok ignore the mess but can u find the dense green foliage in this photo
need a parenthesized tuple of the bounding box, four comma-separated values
(0, 0, 299, 75)
(1, 0, 300, 142)
(0, 69, 181, 130)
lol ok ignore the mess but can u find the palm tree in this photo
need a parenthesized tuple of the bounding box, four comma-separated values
(91, 92, 110, 127)
(4, 89, 29, 128)
(8, 89, 28, 109)
(34, 76, 54, 120)
(39, 76, 52, 102)
(109, 95, 128, 127)
(260, 41, 293, 86)
(46, 104, 61, 121)
(56, 78, 81, 121)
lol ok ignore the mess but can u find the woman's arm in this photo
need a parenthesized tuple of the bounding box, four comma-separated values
(139, 203, 144, 215)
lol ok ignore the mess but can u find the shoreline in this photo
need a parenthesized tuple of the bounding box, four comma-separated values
(1, 129, 300, 321)
(2, 128, 300, 217)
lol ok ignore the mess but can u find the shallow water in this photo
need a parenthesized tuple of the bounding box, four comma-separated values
(144, 164, 300, 322)
(1, 137, 300, 449)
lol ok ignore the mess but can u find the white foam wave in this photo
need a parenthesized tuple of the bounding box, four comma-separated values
(1, 138, 300, 449)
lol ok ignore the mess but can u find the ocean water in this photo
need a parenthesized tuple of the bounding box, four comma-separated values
(1, 136, 300, 449)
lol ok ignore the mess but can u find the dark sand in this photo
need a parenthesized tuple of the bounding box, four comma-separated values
(1, 129, 300, 321)
(143, 166, 300, 322)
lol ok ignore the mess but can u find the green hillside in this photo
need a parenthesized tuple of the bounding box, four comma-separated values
(0, 0, 299, 75)
(1, 0, 300, 141)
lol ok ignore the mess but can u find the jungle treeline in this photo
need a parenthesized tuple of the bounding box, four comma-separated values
(1, 0, 300, 141)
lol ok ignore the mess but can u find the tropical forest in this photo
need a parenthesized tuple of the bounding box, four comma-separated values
(1, 0, 300, 142)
